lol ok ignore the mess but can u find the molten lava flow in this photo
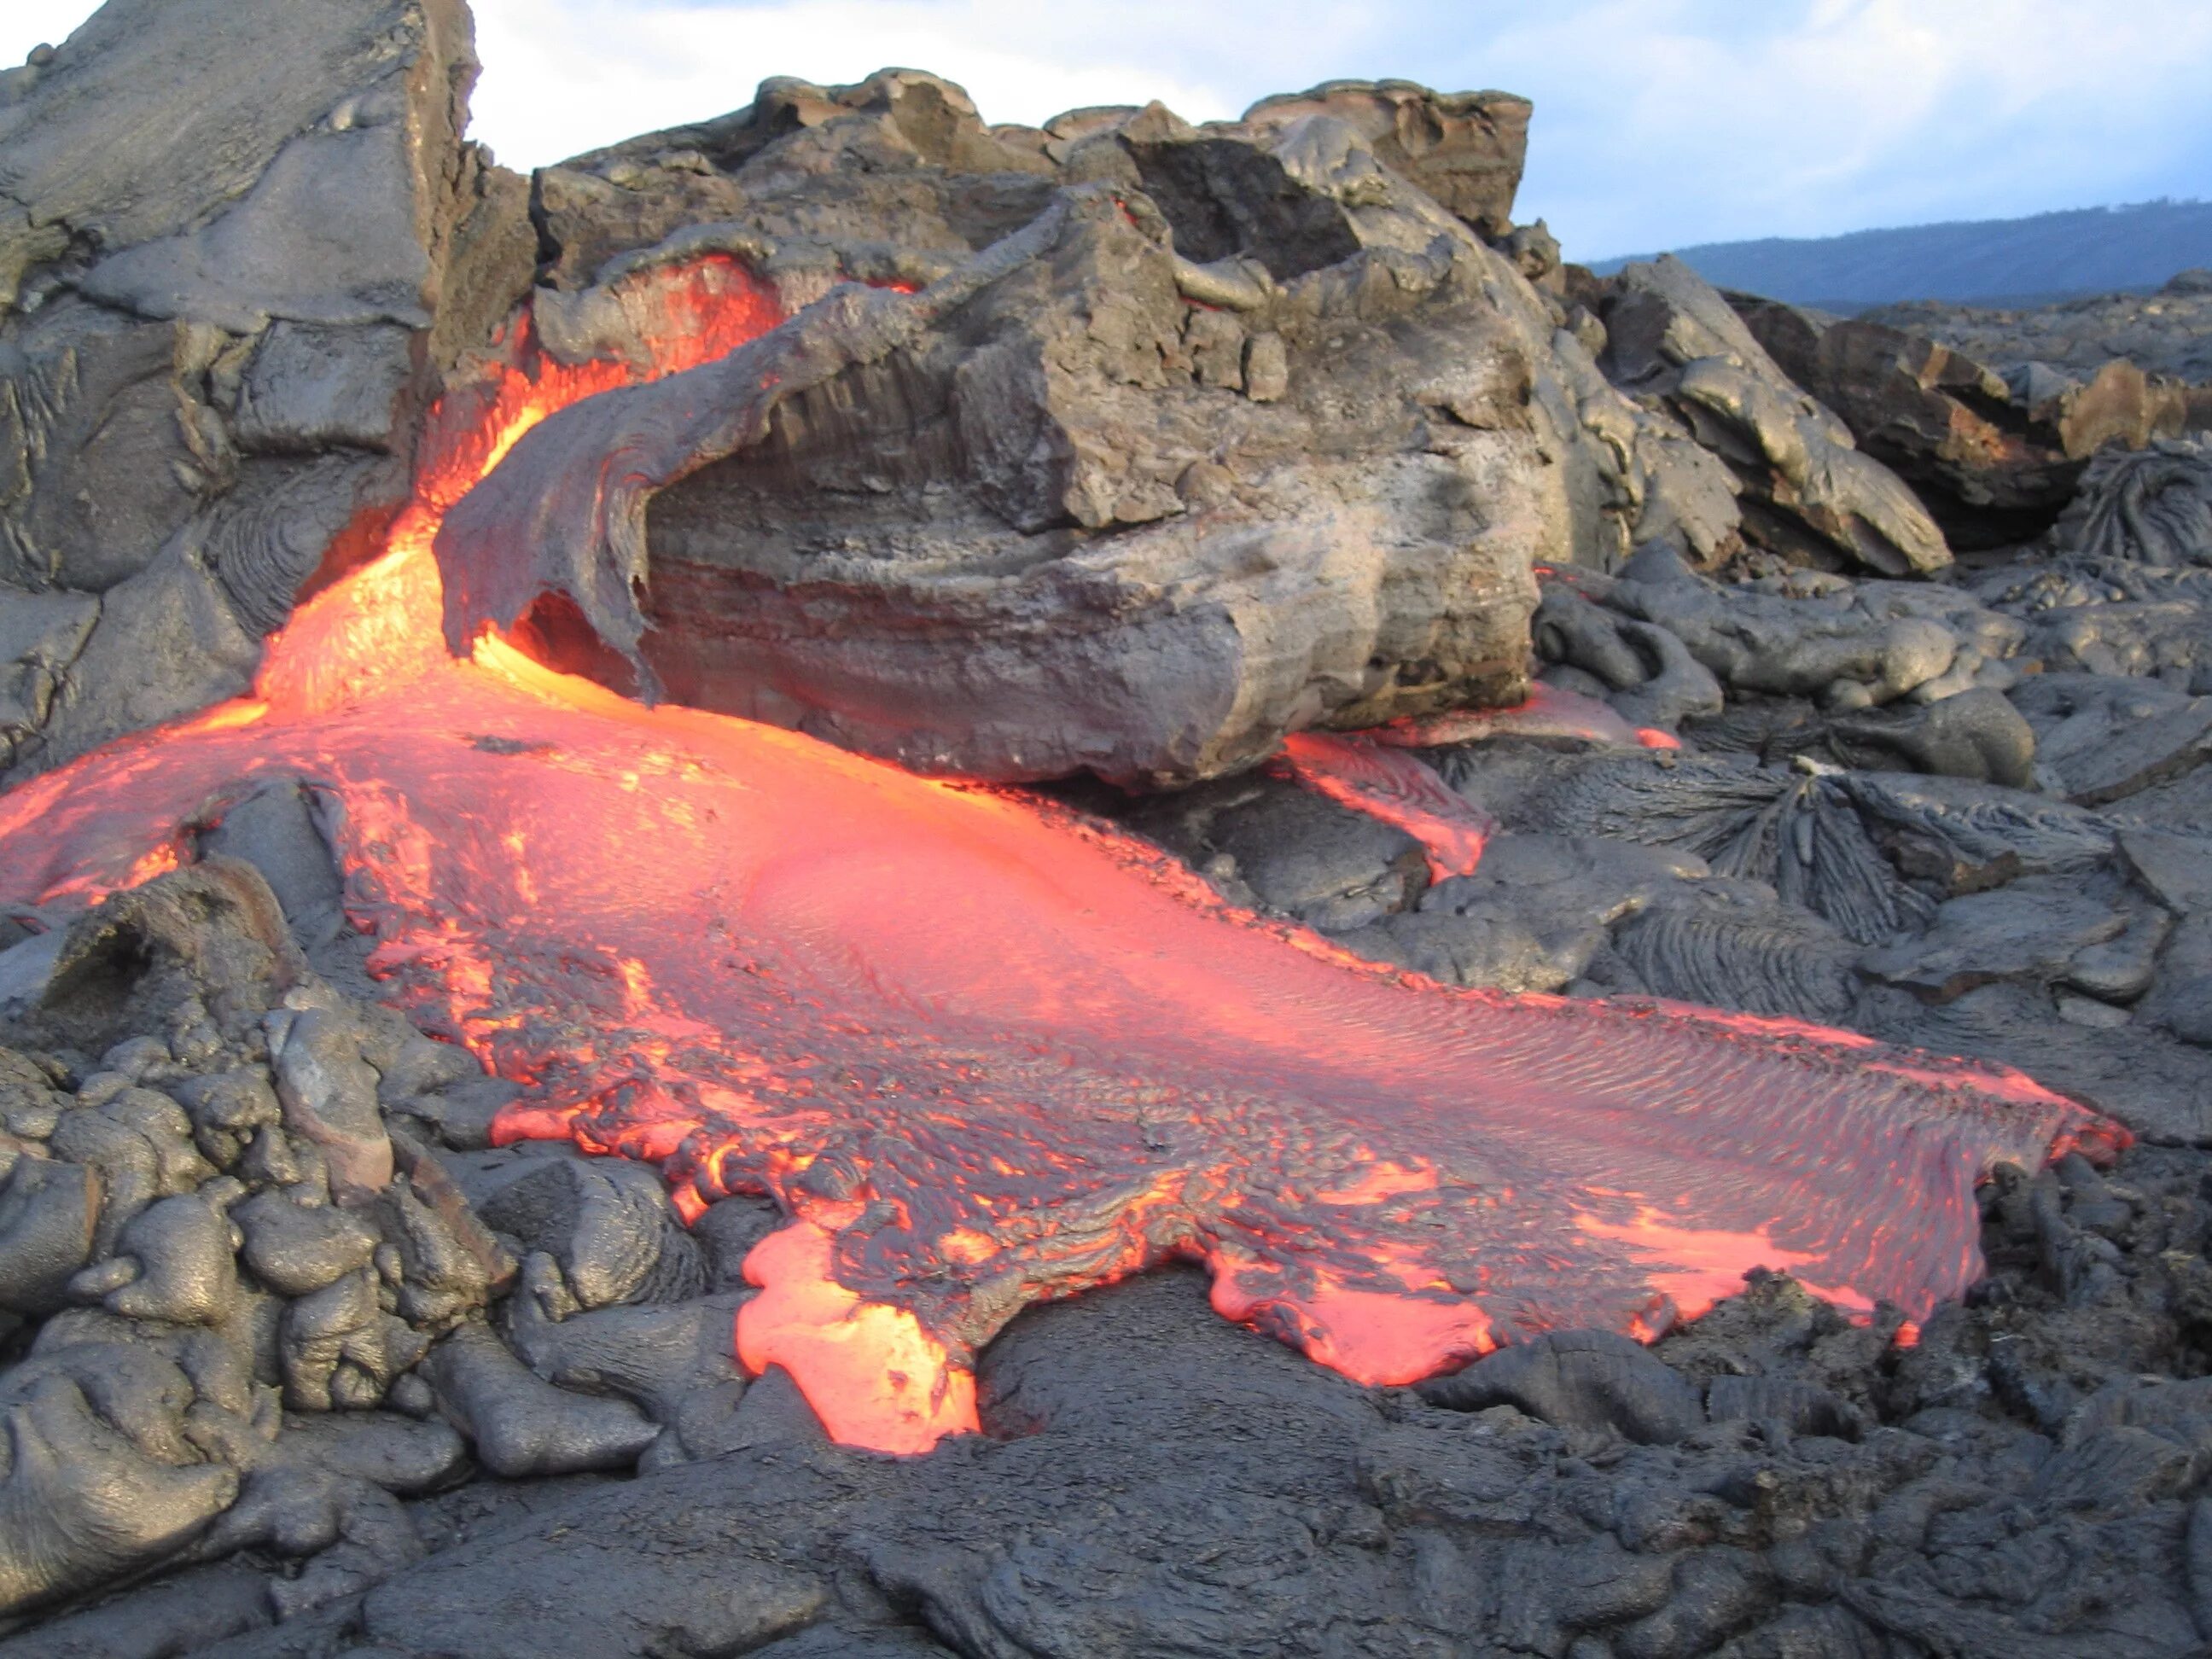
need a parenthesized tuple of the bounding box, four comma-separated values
(0, 258, 2126, 1458)
(1275, 731, 1495, 880)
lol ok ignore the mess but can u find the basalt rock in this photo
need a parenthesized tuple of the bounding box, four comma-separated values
(1539, 555, 2024, 743)
(1732, 295, 2186, 548)
(1239, 80, 1531, 236)
(441, 166, 1566, 783)
(2009, 672, 2212, 805)
(1865, 279, 2212, 391)
(21, 9, 2212, 1654)
(1598, 256, 1953, 575)
(2048, 438, 2212, 568)
(0, 0, 535, 781)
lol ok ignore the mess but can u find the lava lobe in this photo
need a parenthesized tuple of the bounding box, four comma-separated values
(0, 258, 2121, 1455)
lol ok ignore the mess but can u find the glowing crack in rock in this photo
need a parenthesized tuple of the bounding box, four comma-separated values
(0, 260, 2125, 1457)
(1274, 731, 1496, 880)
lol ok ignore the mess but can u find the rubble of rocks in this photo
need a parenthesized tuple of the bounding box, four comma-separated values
(1731, 294, 2193, 550)
(0, 843, 775, 1636)
(1865, 269, 2212, 406)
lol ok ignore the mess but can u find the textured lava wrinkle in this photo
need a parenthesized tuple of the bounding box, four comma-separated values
(0, 257, 2129, 1458)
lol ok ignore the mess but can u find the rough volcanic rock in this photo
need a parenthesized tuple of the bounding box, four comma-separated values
(531, 68, 1058, 300)
(0, 858, 621, 1621)
(1545, 552, 2024, 726)
(442, 155, 1569, 783)
(1865, 275, 2212, 393)
(2048, 438, 2212, 568)
(1733, 294, 2186, 548)
(0, 0, 534, 780)
(63, 1197, 2212, 1659)
(1974, 553, 2212, 690)
(1598, 255, 1953, 575)
(2010, 672, 2212, 805)
(1239, 80, 1531, 236)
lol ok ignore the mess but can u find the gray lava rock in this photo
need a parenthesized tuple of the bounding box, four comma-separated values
(2118, 826, 2212, 915)
(1857, 875, 2138, 1004)
(0, 1156, 96, 1317)
(445, 167, 1562, 784)
(1600, 256, 1950, 575)
(690, 1192, 783, 1290)
(272, 1410, 469, 1496)
(1420, 1329, 1707, 1444)
(422, 1322, 658, 1478)
(1865, 282, 2212, 390)
(232, 1188, 378, 1298)
(279, 1266, 425, 1412)
(195, 779, 346, 957)
(266, 1002, 390, 1199)
(0, 1562, 276, 1658)
(1613, 881, 1866, 1022)
(1196, 782, 1425, 932)
(1981, 556, 2212, 691)
(1355, 832, 1703, 992)
(506, 1280, 746, 1426)
(0, 589, 98, 777)
(2050, 438, 2212, 568)
(195, 1462, 424, 1620)
(0, 0, 535, 777)
(90, 1191, 238, 1325)
(1736, 294, 2186, 549)
(2010, 672, 2212, 805)
(469, 1149, 699, 1311)
(0, 1343, 240, 1617)
(2139, 914, 2212, 1047)
(1834, 768, 2115, 892)
(1862, 979, 2212, 1144)
(1598, 554, 2015, 707)
(1506, 752, 1936, 946)
(1828, 685, 2037, 789)
(24, 859, 300, 1055)
(1239, 80, 1529, 236)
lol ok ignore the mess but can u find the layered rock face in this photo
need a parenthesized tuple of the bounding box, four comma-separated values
(1734, 294, 2193, 547)
(0, 0, 533, 780)
(435, 79, 1604, 782)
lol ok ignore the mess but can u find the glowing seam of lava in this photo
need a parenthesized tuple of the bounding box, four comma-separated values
(1274, 731, 1493, 881)
(0, 254, 2128, 1459)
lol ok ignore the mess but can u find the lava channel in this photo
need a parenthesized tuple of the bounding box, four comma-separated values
(0, 257, 2125, 1456)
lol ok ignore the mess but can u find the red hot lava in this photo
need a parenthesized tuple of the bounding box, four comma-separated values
(0, 259, 2123, 1455)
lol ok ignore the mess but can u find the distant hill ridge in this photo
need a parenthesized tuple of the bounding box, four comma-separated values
(1590, 199, 2212, 311)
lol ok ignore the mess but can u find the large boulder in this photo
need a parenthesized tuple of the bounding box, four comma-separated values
(526, 67, 1763, 591)
(437, 103, 1608, 784)
(0, 0, 534, 780)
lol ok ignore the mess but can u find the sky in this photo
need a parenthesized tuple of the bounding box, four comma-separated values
(9, 0, 2212, 261)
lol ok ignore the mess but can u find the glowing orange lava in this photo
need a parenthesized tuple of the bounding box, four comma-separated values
(0, 259, 2124, 1456)
(1276, 731, 1494, 880)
